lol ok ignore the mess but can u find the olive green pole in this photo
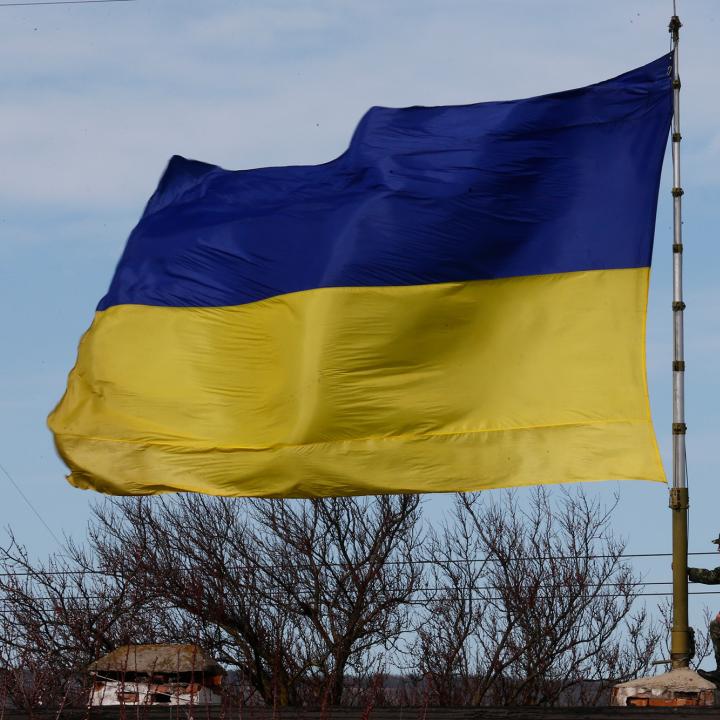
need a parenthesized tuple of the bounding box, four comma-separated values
(668, 6, 690, 670)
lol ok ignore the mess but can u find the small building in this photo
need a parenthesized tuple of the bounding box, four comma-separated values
(88, 643, 223, 706)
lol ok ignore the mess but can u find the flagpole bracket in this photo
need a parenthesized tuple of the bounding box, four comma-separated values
(672, 422, 687, 436)
(669, 487, 689, 511)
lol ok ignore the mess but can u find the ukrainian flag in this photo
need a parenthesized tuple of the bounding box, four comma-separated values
(49, 55, 672, 497)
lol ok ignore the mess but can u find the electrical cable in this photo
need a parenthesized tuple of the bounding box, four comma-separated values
(0, 551, 714, 578)
(1, 584, 718, 604)
(2, 589, 720, 615)
(0, 461, 63, 547)
(0, 0, 135, 7)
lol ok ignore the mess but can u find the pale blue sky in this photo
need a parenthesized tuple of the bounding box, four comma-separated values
(1, 0, 719, 652)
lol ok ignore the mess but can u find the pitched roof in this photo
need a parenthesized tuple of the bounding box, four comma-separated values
(89, 644, 223, 675)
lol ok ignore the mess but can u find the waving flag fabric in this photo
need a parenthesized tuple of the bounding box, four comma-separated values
(49, 55, 672, 497)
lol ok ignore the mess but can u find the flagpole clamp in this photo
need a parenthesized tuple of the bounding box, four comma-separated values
(669, 487, 689, 510)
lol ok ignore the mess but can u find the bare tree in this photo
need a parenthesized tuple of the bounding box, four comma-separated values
(410, 496, 488, 705)
(88, 494, 423, 706)
(246, 495, 423, 704)
(0, 529, 158, 712)
(408, 488, 662, 706)
(87, 496, 295, 705)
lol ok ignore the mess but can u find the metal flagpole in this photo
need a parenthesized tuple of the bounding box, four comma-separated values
(668, 4, 690, 670)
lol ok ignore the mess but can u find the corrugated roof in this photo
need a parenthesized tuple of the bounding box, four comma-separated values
(88, 644, 223, 675)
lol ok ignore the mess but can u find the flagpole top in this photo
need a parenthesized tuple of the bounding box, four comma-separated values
(669, 14, 682, 41)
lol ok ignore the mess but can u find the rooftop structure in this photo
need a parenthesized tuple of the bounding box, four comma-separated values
(88, 644, 223, 706)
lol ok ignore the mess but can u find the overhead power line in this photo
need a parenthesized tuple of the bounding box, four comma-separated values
(2, 589, 720, 615)
(0, 551, 716, 579)
(0, 462, 63, 547)
(0, 0, 136, 7)
(0, 583, 703, 603)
